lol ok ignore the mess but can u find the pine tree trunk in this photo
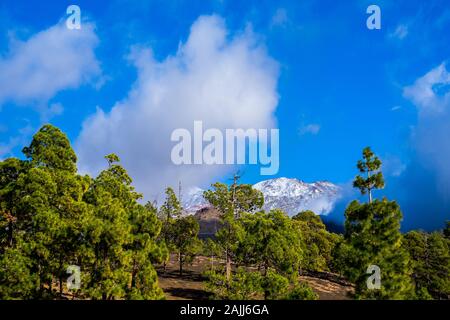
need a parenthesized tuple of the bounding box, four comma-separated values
(59, 254, 63, 297)
(131, 259, 137, 288)
(179, 251, 183, 276)
(225, 249, 231, 283)
(225, 222, 232, 283)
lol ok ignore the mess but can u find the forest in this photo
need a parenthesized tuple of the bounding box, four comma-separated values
(0, 124, 449, 300)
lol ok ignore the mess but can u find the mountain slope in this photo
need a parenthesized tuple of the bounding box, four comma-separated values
(183, 177, 341, 217)
(253, 177, 340, 216)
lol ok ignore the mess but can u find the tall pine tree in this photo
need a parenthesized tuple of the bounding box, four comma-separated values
(343, 147, 413, 299)
(203, 181, 263, 283)
(353, 147, 384, 204)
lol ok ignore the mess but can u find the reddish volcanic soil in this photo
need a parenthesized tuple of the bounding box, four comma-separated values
(156, 255, 353, 300)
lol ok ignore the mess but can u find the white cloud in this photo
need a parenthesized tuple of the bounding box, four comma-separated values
(390, 24, 409, 40)
(305, 196, 339, 216)
(271, 8, 289, 28)
(75, 15, 280, 202)
(0, 21, 101, 117)
(299, 123, 321, 136)
(403, 62, 450, 198)
(403, 63, 450, 114)
(0, 123, 33, 160)
(383, 155, 406, 177)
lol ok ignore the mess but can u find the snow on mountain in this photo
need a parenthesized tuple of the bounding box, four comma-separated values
(182, 187, 210, 214)
(182, 177, 341, 216)
(253, 177, 340, 216)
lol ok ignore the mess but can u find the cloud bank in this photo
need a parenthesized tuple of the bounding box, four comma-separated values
(398, 62, 450, 230)
(75, 15, 280, 202)
(404, 63, 450, 197)
(0, 21, 101, 118)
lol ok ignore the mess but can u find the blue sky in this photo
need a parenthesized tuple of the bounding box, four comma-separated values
(1, 0, 449, 230)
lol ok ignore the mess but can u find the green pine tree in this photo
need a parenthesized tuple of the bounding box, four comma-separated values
(158, 187, 182, 272)
(238, 209, 303, 299)
(403, 230, 450, 299)
(343, 147, 413, 299)
(171, 215, 200, 275)
(353, 147, 385, 203)
(1, 124, 90, 298)
(0, 125, 166, 300)
(127, 204, 166, 299)
(203, 181, 263, 283)
(293, 210, 341, 273)
(82, 154, 167, 299)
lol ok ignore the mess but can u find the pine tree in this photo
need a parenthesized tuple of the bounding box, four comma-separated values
(293, 211, 340, 273)
(0, 157, 27, 250)
(0, 125, 166, 300)
(158, 187, 182, 272)
(239, 210, 302, 277)
(127, 204, 166, 299)
(82, 154, 136, 299)
(205, 267, 263, 300)
(159, 187, 182, 221)
(353, 147, 384, 203)
(80, 154, 166, 299)
(203, 238, 221, 271)
(344, 147, 413, 299)
(203, 181, 263, 283)
(22, 124, 77, 172)
(344, 200, 414, 299)
(0, 125, 90, 298)
(238, 209, 303, 299)
(205, 208, 317, 300)
(0, 236, 39, 299)
(171, 215, 200, 275)
(403, 230, 450, 298)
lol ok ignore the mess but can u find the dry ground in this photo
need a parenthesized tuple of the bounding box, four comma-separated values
(156, 255, 353, 300)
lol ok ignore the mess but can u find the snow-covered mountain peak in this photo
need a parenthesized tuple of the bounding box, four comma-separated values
(182, 177, 341, 216)
(253, 178, 340, 216)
